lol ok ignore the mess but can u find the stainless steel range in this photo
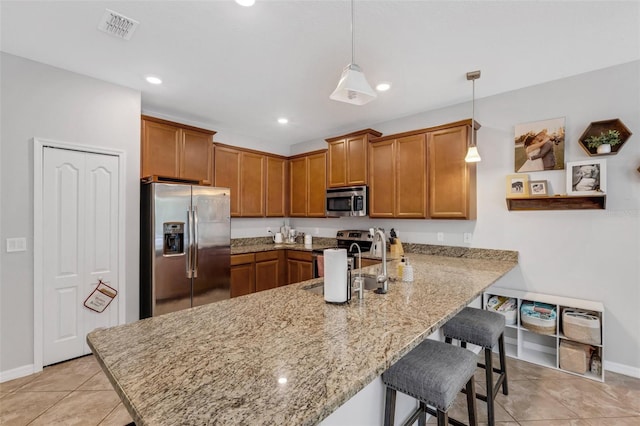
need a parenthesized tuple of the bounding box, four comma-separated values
(312, 230, 374, 278)
(335, 229, 374, 253)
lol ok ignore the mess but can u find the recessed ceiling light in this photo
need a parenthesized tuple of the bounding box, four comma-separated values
(376, 82, 392, 92)
(277, 118, 289, 124)
(235, 0, 255, 6)
(145, 76, 162, 85)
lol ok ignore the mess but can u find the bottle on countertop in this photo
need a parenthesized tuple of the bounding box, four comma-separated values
(397, 255, 406, 278)
(402, 258, 414, 282)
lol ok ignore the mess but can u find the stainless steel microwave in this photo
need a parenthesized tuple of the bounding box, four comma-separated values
(326, 186, 368, 217)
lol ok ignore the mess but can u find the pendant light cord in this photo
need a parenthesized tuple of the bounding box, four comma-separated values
(472, 78, 475, 147)
(351, 0, 355, 65)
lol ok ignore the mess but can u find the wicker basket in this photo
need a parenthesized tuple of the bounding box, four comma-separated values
(559, 340, 594, 374)
(563, 309, 601, 345)
(521, 301, 557, 335)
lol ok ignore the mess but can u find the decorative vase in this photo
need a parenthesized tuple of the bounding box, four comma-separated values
(596, 144, 611, 154)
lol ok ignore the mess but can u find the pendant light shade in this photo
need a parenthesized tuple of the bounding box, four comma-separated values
(330, 64, 377, 105)
(465, 70, 481, 163)
(330, 0, 376, 106)
(464, 146, 481, 163)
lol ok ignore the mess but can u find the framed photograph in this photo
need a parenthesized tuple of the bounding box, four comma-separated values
(506, 174, 529, 198)
(567, 159, 606, 195)
(528, 180, 548, 196)
(514, 117, 565, 172)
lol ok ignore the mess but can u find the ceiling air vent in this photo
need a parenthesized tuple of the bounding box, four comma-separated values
(98, 9, 139, 40)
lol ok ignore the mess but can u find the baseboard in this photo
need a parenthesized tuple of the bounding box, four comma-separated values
(0, 364, 36, 383)
(604, 360, 640, 379)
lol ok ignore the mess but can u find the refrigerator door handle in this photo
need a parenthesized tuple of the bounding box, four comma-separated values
(186, 206, 193, 279)
(193, 206, 199, 278)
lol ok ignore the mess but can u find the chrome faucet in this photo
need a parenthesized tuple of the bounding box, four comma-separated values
(369, 228, 388, 294)
(349, 243, 365, 300)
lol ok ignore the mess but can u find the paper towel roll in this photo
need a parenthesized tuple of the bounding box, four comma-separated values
(323, 248, 349, 303)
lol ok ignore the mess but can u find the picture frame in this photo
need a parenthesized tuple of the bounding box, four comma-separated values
(506, 174, 529, 198)
(514, 117, 565, 172)
(566, 159, 606, 195)
(529, 180, 548, 196)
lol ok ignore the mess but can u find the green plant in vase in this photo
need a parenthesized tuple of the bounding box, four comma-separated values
(585, 129, 622, 154)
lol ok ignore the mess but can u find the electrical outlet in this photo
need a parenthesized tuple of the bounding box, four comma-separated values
(314, 228, 320, 235)
(6, 237, 27, 252)
(437, 232, 444, 242)
(463, 233, 472, 243)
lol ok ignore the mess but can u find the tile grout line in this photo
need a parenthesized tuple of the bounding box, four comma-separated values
(25, 389, 75, 425)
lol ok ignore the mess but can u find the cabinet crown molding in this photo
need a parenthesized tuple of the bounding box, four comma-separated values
(370, 119, 480, 143)
(141, 115, 217, 135)
(325, 128, 382, 143)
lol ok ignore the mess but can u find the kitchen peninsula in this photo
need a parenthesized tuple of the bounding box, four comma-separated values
(88, 248, 518, 425)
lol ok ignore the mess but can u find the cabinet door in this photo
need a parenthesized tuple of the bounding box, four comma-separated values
(396, 134, 427, 218)
(240, 152, 265, 217)
(230, 263, 255, 298)
(255, 259, 279, 292)
(265, 156, 287, 217)
(327, 139, 347, 188)
(428, 125, 476, 219)
(299, 261, 313, 281)
(214, 146, 241, 216)
(181, 129, 213, 185)
(141, 119, 181, 179)
(346, 135, 368, 185)
(307, 152, 326, 217)
(287, 259, 313, 284)
(369, 140, 395, 218)
(289, 157, 307, 217)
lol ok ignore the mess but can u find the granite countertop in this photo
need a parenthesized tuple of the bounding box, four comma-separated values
(88, 251, 518, 426)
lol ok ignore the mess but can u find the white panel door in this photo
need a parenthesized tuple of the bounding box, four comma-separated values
(43, 147, 119, 365)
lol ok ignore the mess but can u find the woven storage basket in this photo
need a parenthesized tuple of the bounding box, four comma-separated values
(559, 340, 594, 374)
(521, 302, 556, 335)
(563, 309, 601, 345)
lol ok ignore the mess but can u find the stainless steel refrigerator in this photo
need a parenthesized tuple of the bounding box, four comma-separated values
(140, 182, 231, 318)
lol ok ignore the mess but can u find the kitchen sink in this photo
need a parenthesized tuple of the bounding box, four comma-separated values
(304, 274, 381, 295)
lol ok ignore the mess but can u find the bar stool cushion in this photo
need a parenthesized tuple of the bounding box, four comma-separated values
(442, 307, 505, 348)
(382, 339, 477, 412)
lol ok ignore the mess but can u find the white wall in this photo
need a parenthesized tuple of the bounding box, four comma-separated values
(289, 61, 640, 374)
(0, 53, 141, 373)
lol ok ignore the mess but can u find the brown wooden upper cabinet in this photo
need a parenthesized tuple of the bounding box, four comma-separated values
(326, 129, 382, 187)
(141, 115, 215, 185)
(265, 156, 288, 217)
(289, 150, 326, 217)
(369, 133, 427, 218)
(428, 123, 477, 219)
(214, 144, 287, 218)
(369, 119, 477, 220)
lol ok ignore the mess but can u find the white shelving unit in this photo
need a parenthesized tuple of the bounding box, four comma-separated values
(484, 286, 605, 382)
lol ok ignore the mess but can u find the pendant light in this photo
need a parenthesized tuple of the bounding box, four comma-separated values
(329, 0, 376, 106)
(465, 70, 482, 163)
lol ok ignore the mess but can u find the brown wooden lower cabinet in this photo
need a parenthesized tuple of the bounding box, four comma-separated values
(255, 251, 280, 292)
(230, 253, 255, 298)
(286, 250, 313, 284)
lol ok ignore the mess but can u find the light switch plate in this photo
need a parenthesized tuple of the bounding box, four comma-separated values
(6, 237, 27, 252)
(463, 233, 472, 243)
(437, 232, 444, 242)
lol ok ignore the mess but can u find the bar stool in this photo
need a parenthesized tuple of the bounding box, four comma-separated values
(442, 307, 508, 426)
(382, 339, 478, 426)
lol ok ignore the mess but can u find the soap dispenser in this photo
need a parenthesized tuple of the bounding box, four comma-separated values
(402, 259, 414, 282)
(397, 255, 406, 277)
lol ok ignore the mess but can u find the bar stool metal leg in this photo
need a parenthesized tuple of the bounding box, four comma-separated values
(499, 334, 509, 395)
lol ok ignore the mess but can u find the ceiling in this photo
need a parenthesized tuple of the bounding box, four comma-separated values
(2, 1, 639, 151)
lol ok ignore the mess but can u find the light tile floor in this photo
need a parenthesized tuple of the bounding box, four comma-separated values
(1, 354, 639, 425)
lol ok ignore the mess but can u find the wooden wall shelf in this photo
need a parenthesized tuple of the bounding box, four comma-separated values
(506, 195, 606, 211)
(578, 118, 632, 156)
